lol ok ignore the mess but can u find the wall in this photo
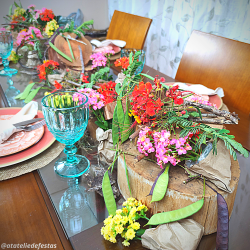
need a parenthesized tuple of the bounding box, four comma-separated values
(0, 0, 109, 29)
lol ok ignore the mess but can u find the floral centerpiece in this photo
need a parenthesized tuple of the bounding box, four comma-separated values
(93, 51, 249, 247)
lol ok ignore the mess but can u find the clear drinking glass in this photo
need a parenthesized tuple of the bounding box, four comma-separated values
(0, 30, 18, 76)
(121, 48, 146, 74)
(41, 91, 90, 178)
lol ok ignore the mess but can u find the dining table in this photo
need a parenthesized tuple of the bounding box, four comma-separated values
(0, 62, 249, 250)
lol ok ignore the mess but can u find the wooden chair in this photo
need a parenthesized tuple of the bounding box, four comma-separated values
(175, 30, 250, 114)
(107, 10, 152, 50)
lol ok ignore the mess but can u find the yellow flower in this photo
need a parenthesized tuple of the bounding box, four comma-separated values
(130, 222, 140, 230)
(109, 237, 117, 243)
(127, 197, 136, 202)
(45, 19, 59, 37)
(122, 240, 130, 247)
(125, 228, 135, 240)
(122, 207, 128, 214)
(121, 216, 129, 225)
(116, 209, 122, 215)
(113, 214, 122, 224)
(135, 115, 142, 124)
(137, 204, 146, 211)
(13, 7, 25, 18)
(115, 224, 124, 234)
(129, 207, 137, 216)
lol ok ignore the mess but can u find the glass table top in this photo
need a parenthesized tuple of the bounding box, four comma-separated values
(1, 63, 250, 249)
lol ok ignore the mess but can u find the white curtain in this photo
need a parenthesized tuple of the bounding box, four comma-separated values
(108, 0, 250, 78)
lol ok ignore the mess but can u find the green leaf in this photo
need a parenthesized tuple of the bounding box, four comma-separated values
(16, 82, 36, 100)
(95, 120, 108, 131)
(102, 171, 117, 216)
(218, 129, 230, 134)
(115, 82, 121, 95)
(66, 38, 75, 60)
(189, 112, 200, 117)
(161, 83, 170, 90)
(24, 87, 42, 103)
(129, 52, 133, 64)
(140, 73, 154, 81)
(121, 99, 132, 142)
(136, 229, 146, 237)
(49, 42, 72, 62)
(195, 107, 202, 120)
(117, 99, 125, 125)
(112, 104, 119, 145)
(9, 4, 13, 15)
(151, 164, 170, 203)
(123, 153, 132, 197)
(14, 1, 19, 8)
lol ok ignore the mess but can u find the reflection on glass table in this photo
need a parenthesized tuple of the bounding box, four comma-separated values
(38, 135, 124, 239)
(58, 178, 98, 236)
(4, 76, 24, 107)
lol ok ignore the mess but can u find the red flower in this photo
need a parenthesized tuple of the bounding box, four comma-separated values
(130, 81, 164, 124)
(114, 57, 130, 69)
(97, 81, 117, 105)
(166, 85, 184, 105)
(37, 60, 59, 81)
(81, 73, 89, 83)
(39, 9, 54, 22)
(154, 75, 165, 89)
(54, 80, 62, 90)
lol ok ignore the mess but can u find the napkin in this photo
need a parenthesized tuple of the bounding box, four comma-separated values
(172, 82, 224, 97)
(0, 101, 38, 144)
(90, 39, 126, 48)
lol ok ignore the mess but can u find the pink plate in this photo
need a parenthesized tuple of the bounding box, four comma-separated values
(0, 108, 55, 168)
(0, 115, 44, 157)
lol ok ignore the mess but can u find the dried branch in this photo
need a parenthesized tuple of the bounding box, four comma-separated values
(189, 118, 236, 125)
(184, 100, 239, 124)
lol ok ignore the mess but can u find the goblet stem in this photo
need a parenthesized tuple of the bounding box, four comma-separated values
(2, 58, 10, 70)
(64, 144, 78, 163)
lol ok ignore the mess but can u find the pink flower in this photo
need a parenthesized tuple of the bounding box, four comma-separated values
(177, 147, 187, 155)
(28, 4, 35, 9)
(185, 144, 192, 151)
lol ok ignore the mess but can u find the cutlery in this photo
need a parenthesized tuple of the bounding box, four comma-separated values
(13, 118, 44, 128)
(20, 119, 46, 132)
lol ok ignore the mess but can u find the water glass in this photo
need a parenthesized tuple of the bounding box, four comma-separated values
(0, 30, 18, 76)
(41, 91, 90, 178)
(121, 48, 146, 74)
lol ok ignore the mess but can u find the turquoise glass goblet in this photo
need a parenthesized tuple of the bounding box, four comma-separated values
(0, 30, 18, 76)
(41, 91, 90, 178)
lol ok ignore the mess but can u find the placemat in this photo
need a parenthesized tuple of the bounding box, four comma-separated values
(0, 141, 64, 181)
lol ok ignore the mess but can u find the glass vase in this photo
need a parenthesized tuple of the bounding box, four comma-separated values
(41, 91, 90, 178)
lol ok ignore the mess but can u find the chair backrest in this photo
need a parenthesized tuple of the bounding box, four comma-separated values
(175, 30, 250, 114)
(107, 10, 152, 50)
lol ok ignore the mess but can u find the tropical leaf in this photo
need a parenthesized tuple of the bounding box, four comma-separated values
(24, 87, 42, 103)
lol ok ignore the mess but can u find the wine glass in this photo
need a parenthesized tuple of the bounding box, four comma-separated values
(41, 91, 90, 178)
(0, 30, 18, 76)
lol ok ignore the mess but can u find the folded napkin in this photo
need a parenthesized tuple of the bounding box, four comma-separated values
(0, 101, 38, 144)
(173, 82, 224, 97)
(90, 39, 126, 48)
